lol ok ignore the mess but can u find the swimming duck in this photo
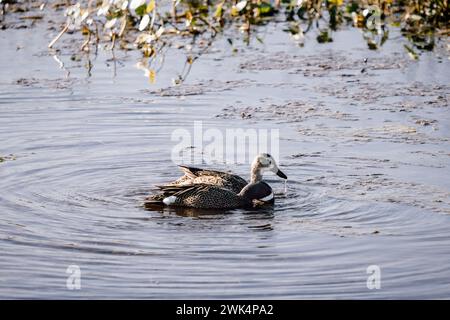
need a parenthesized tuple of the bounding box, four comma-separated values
(145, 153, 287, 209)
(159, 153, 287, 193)
(148, 181, 275, 209)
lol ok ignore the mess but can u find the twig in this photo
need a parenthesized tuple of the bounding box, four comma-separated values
(198, 16, 218, 36)
(171, 0, 178, 22)
(110, 33, 116, 51)
(48, 23, 69, 49)
(81, 30, 91, 51)
(118, 16, 127, 37)
(19, 15, 44, 20)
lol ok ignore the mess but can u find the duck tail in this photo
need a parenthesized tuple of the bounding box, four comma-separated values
(144, 191, 174, 206)
(144, 184, 199, 207)
(144, 194, 166, 205)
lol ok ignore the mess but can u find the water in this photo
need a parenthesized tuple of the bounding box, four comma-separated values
(1, 19, 450, 299)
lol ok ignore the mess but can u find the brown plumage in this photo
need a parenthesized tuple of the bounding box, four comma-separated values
(145, 181, 274, 209)
(167, 166, 248, 193)
(145, 154, 287, 209)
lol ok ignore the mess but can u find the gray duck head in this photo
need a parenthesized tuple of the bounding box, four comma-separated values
(250, 153, 287, 183)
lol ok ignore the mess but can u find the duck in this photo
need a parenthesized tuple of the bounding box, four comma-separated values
(145, 153, 287, 209)
(161, 153, 286, 192)
(150, 181, 274, 209)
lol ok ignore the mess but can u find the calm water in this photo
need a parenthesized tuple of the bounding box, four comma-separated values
(0, 20, 450, 299)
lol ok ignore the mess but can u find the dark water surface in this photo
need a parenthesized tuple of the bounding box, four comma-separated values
(1, 21, 450, 298)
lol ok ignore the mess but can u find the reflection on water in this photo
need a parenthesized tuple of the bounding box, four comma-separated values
(1, 21, 450, 299)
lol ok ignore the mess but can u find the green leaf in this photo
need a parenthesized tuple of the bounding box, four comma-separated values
(404, 45, 419, 60)
(317, 30, 333, 43)
(259, 2, 274, 16)
(214, 3, 223, 18)
(135, 4, 146, 16)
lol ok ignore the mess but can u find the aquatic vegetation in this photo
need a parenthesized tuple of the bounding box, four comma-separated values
(0, 154, 16, 163)
(1, 0, 448, 82)
(44, 1, 449, 48)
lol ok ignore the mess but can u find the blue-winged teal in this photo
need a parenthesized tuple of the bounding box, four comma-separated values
(159, 153, 287, 193)
(148, 181, 274, 209)
(145, 154, 287, 209)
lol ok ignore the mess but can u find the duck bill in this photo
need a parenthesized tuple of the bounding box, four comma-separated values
(275, 169, 287, 179)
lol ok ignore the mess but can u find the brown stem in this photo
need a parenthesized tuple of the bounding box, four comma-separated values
(172, 0, 178, 23)
(110, 33, 116, 51)
(48, 23, 69, 49)
(81, 30, 91, 52)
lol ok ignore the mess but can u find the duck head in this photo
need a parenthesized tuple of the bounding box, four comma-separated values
(250, 153, 287, 183)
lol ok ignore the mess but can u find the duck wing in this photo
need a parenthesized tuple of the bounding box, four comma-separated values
(156, 165, 247, 193)
(175, 165, 248, 193)
(161, 184, 248, 209)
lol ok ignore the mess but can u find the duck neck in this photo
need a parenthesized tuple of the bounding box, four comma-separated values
(250, 166, 263, 183)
